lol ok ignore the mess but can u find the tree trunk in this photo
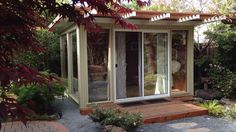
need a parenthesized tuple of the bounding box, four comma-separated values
(146, 45, 156, 74)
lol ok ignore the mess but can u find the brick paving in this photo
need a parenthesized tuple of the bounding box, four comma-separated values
(0, 121, 68, 132)
(0, 98, 99, 132)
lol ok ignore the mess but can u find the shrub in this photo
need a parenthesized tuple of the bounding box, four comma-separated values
(89, 105, 142, 131)
(224, 104, 236, 120)
(208, 64, 236, 97)
(89, 107, 117, 125)
(119, 112, 142, 131)
(15, 29, 60, 74)
(11, 81, 66, 113)
(200, 100, 224, 117)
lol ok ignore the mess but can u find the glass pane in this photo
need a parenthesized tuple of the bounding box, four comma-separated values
(61, 35, 68, 78)
(87, 29, 109, 102)
(70, 31, 78, 94)
(116, 32, 142, 99)
(144, 33, 168, 96)
(171, 31, 187, 92)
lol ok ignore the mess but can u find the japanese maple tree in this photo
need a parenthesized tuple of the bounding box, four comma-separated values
(0, 0, 148, 128)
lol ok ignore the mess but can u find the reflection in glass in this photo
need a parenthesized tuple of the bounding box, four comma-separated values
(61, 35, 68, 78)
(70, 31, 78, 94)
(87, 30, 109, 102)
(144, 33, 168, 96)
(171, 31, 187, 92)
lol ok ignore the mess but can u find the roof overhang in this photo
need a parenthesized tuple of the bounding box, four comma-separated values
(49, 10, 236, 32)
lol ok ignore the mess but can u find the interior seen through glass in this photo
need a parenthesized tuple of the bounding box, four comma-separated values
(171, 30, 187, 93)
(116, 32, 142, 99)
(70, 31, 79, 95)
(61, 35, 68, 78)
(64, 30, 187, 101)
(87, 30, 109, 102)
(144, 33, 168, 96)
(115, 31, 169, 99)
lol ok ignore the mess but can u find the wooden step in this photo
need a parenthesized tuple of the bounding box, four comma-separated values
(82, 99, 208, 124)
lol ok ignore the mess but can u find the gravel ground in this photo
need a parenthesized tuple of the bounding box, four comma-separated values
(55, 98, 236, 132)
(138, 116, 236, 132)
(54, 98, 101, 132)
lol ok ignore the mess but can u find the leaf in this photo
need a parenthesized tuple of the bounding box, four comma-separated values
(0, 0, 149, 129)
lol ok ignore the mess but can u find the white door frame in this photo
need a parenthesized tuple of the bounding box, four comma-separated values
(113, 29, 171, 103)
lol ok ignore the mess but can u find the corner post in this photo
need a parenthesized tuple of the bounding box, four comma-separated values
(77, 25, 89, 108)
(187, 27, 194, 95)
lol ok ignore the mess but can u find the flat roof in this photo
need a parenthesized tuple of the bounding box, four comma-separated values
(49, 10, 236, 31)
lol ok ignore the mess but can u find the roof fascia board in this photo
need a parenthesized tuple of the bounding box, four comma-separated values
(94, 17, 201, 26)
(60, 23, 77, 35)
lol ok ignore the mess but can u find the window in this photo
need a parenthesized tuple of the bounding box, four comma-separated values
(61, 35, 68, 78)
(171, 30, 187, 93)
(70, 31, 79, 95)
(87, 29, 109, 102)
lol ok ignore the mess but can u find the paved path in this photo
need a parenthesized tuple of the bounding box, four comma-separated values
(56, 98, 236, 132)
(0, 121, 68, 132)
(55, 98, 101, 132)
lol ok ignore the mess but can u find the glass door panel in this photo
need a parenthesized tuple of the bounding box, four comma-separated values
(115, 32, 142, 99)
(143, 33, 168, 96)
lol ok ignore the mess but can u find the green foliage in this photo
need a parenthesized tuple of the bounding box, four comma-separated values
(205, 24, 236, 71)
(194, 56, 215, 70)
(208, 64, 236, 97)
(210, 0, 236, 13)
(89, 105, 142, 131)
(200, 101, 236, 121)
(122, 1, 141, 10)
(15, 29, 60, 73)
(11, 80, 66, 113)
(200, 100, 224, 117)
(224, 104, 236, 120)
(118, 112, 142, 131)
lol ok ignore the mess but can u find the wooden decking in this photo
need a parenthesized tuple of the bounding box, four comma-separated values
(97, 97, 208, 124)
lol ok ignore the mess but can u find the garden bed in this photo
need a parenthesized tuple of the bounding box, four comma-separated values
(194, 97, 236, 121)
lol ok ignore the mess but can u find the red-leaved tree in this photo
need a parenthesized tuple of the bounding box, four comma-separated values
(0, 0, 149, 128)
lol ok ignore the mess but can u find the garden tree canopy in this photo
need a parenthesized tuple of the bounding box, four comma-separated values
(204, 24, 236, 71)
(15, 30, 61, 74)
(126, 0, 236, 14)
(0, 0, 148, 128)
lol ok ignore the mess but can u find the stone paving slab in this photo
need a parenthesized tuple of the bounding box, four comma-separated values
(138, 115, 236, 132)
(0, 121, 68, 132)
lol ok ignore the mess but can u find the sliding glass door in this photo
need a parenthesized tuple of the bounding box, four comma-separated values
(115, 31, 169, 101)
(143, 33, 169, 96)
(115, 32, 142, 99)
